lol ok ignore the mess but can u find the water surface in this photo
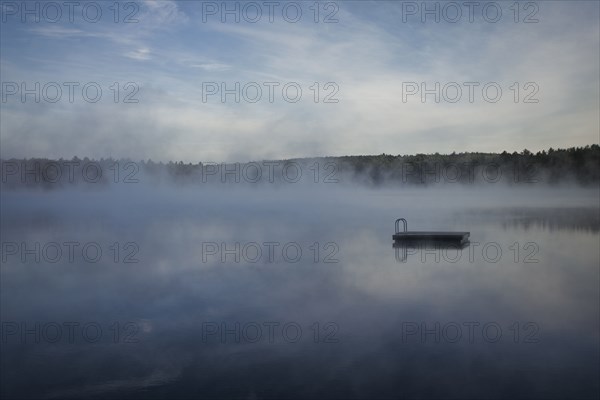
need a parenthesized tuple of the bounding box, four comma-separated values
(1, 186, 598, 399)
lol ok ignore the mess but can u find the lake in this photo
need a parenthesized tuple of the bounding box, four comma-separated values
(1, 185, 599, 399)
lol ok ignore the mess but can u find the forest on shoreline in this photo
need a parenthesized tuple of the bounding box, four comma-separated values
(2, 145, 599, 188)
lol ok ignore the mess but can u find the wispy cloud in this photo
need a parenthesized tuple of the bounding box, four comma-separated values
(29, 26, 87, 38)
(125, 47, 152, 61)
(141, 0, 189, 26)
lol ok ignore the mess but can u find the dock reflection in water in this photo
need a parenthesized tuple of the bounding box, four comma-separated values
(393, 241, 470, 262)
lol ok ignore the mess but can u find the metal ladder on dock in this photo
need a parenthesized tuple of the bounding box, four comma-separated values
(395, 218, 407, 234)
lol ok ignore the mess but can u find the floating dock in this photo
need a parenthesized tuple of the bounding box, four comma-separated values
(393, 218, 470, 244)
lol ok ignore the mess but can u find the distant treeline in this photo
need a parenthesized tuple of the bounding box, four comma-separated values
(334, 145, 600, 186)
(1, 145, 599, 189)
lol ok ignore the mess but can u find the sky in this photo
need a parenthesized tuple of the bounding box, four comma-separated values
(0, 0, 599, 162)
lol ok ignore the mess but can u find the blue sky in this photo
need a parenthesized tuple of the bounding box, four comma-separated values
(1, 0, 599, 162)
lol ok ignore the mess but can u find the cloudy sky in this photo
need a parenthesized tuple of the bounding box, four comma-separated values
(1, 0, 598, 162)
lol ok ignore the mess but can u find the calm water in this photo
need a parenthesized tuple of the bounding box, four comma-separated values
(1, 186, 599, 399)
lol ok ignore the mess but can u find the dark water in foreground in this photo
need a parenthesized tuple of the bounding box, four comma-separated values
(1, 186, 599, 399)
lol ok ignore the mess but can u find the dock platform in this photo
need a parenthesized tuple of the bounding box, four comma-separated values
(392, 231, 470, 243)
(393, 218, 470, 244)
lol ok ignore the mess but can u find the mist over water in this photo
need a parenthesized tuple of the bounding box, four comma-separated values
(1, 184, 598, 399)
